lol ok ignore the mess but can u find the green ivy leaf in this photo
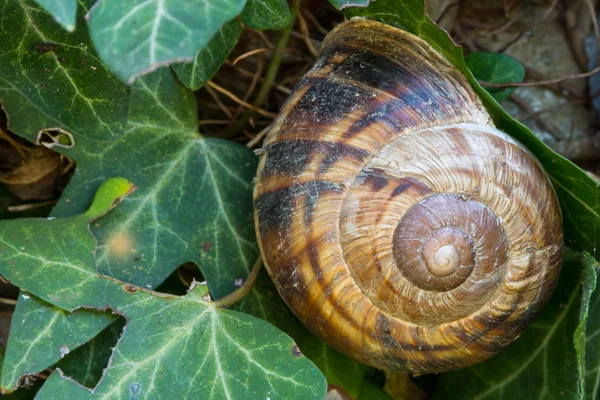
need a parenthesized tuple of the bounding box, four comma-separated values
(585, 256, 600, 399)
(330, 0, 600, 266)
(3, 67, 258, 390)
(55, 318, 126, 389)
(0, 351, 41, 400)
(329, 0, 371, 9)
(240, 0, 291, 30)
(433, 252, 592, 399)
(1, 294, 115, 393)
(87, 0, 247, 84)
(0, 183, 327, 399)
(32, 0, 77, 31)
(577, 253, 598, 396)
(235, 271, 369, 397)
(50, 68, 259, 297)
(172, 21, 242, 91)
(0, 0, 130, 142)
(465, 52, 524, 102)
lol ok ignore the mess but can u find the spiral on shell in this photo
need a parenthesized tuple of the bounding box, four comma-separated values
(253, 19, 563, 373)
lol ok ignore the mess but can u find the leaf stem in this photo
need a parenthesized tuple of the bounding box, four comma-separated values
(223, 0, 301, 138)
(211, 257, 263, 308)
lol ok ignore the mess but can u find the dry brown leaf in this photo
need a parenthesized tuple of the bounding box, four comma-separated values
(0, 146, 62, 200)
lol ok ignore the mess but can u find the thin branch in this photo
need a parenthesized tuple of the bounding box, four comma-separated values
(211, 258, 263, 308)
(7, 199, 57, 212)
(206, 81, 277, 119)
(298, 10, 319, 58)
(233, 48, 271, 65)
(246, 125, 272, 148)
(233, 56, 264, 119)
(204, 84, 234, 119)
(0, 297, 17, 306)
(479, 65, 600, 88)
(223, 0, 301, 137)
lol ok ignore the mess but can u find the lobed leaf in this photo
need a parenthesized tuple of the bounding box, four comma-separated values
(240, 0, 292, 30)
(465, 52, 524, 102)
(0, 0, 129, 142)
(3, 52, 258, 389)
(55, 317, 126, 389)
(1, 294, 115, 393)
(329, 0, 371, 9)
(32, 0, 77, 31)
(51, 68, 259, 297)
(172, 20, 242, 91)
(0, 179, 327, 399)
(86, 0, 247, 84)
(235, 271, 369, 397)
(584, 256, 600, 399)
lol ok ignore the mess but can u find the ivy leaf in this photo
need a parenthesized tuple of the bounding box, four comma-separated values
(0, 351, 41, 400)
(0, 180, 327, 399)
(433, 252, 592, 399)
(329, 0, 371, 9)
(172, 20, 242, 91)
(330, 0, 600, 265)
(465, 52, 524, 102)
(577, 253, 598, 396)
(1, 294, 115, 393)
(240, 0, 291, 30)
(0, 0, 129, 142)
(235, 271, 369, 397)
(585, 256, 600, 399)
(33, 0, 77, 31)
(87, 0, 247, 84)
(55, 318, 126, 388)
(3, 67, 258, 389)
(49, 67, 259, 297)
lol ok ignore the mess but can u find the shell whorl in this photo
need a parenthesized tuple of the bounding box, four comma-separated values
(253, 19, 563, 373)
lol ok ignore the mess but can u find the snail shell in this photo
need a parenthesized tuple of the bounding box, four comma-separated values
(253, 19, 563, 373)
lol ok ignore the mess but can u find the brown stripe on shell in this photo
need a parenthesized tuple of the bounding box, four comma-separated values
(260, 140, 370, 179)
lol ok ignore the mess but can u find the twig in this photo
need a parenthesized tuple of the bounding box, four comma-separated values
(7, 199, 57, 212)
(226, 62, 293, 95)
(233, 56, 264, 119)
(542, 0, 559, 20)
(233, 48, 271, 65)
(198, 120, 234, 125)
(204, 84, 234, 119)
(211, 258, 263, 308)
(479, 65, 600, 88)
(298, 10, 319, 58)
(246, 125, 272, 147)
(0, 126, 27, 159)
(206, 81, 277, 119)
(0, 297, 17, 306)
(223, 0, 301, 137)
(249, 28, 275, 49)
(302, 10, 329, 36)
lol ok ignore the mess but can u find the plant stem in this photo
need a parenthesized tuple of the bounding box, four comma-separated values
(211, 257, 263, 308)
(223, 0, 301, 138)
